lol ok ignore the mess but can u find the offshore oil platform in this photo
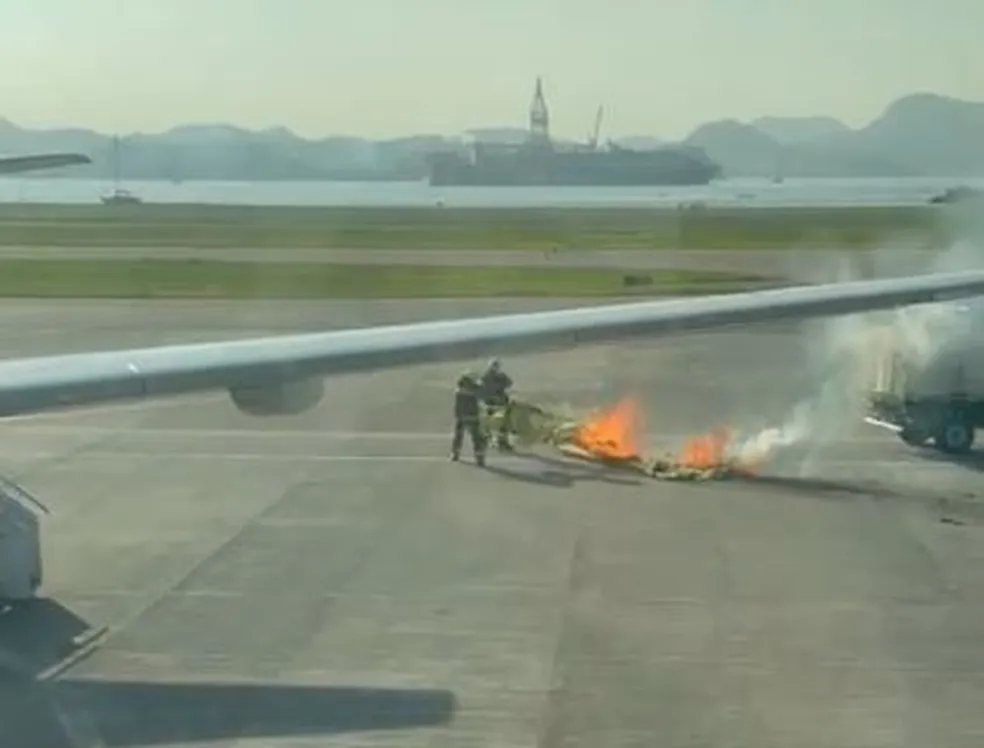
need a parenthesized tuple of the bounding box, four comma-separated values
(428, 78, 721, 187)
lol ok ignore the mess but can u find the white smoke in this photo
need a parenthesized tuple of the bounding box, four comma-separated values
(725, 204, 984, 477)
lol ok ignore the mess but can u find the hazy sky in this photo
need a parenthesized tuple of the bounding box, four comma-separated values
(0, 0, 981, 139)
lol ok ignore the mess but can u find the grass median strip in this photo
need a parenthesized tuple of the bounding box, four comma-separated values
(0, 259, 775, 299)
(0, 204, 951, 250)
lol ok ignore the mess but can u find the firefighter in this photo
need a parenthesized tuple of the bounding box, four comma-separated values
(451, 371, 486, 466)
(481, 357, 514, 451)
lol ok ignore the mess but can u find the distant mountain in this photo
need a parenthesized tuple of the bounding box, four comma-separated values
(684, 120, 782, 177)
(751, 116, 849, 144)
(685, 93, 984, 178)
(682, 117, 908, 178)
(824, 93, 984, 175)
(1, 91, 982, 181)
(0, 122, 441, 182)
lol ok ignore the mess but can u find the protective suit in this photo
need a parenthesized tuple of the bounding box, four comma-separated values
(480, 358, 514, 451)
(451, 372, 486, 465)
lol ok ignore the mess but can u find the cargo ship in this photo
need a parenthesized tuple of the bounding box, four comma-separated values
(428, 79, 721, 187)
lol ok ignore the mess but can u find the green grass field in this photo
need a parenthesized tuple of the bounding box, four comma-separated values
(0, 203, 954, 251)
(0, 258, 774, 299)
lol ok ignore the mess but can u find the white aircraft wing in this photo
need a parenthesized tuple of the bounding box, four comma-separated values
(0, 269, 981, 419)
(0, 153, 91, 174)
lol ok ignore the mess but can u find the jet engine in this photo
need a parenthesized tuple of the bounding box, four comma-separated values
(229, 378, 325, 416)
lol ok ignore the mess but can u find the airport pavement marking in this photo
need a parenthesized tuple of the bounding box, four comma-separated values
(0, 448, 959, 473)
(0, 392, 226, 423)
(37, 625, 112, 681)
(32, 459, 331, 690)
(0, 423, 902, 443)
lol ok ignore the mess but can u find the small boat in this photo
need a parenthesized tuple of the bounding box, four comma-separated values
(100, 135, 143, 205)
(100, 187, 142, 205)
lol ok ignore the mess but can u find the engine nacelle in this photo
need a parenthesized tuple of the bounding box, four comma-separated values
(229, 378, 325, 417)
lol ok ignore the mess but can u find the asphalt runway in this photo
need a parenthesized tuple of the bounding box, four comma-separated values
(1, 299, 983, 747)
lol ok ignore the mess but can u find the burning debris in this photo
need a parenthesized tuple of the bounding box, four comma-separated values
(570, 396, 642, 460)
(486, 395, 775, 481)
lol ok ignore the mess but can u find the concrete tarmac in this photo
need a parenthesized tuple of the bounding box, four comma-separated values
(1, 299, 983, 747)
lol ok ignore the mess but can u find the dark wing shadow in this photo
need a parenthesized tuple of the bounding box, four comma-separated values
(46, 680, 456, 747)
(3, 677, 456, 748)
(0, 598, 92, 677)
(0, 598, 98, 748)
(0, 599, 456, 747)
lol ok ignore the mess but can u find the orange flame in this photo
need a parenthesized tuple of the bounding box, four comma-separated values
(571, 397, 642, 460)
(674, 426, 764, 476)
(676, 426, 731, 469)
(569, 396, 768, 478)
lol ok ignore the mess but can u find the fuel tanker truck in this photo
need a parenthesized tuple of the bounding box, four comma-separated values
(865, 305, 984, 454)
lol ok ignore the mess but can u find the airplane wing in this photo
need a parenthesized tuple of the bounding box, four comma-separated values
(0, 153, 91, 175)
(0, 269, 981, 419)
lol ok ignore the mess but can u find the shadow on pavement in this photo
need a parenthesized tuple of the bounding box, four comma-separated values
(0, 598, 92, 748)
(918, 447, 984, 474)
(48, 680, 457, 747)
(0, 598, 456, 748)
(483, 451, 642, 488)
(738, 474, 984, 526)
(739, 474, 905, 500)
(0, 598, 90, 677)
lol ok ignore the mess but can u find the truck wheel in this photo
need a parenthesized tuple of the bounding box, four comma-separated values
(934, 415, 975, 455)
